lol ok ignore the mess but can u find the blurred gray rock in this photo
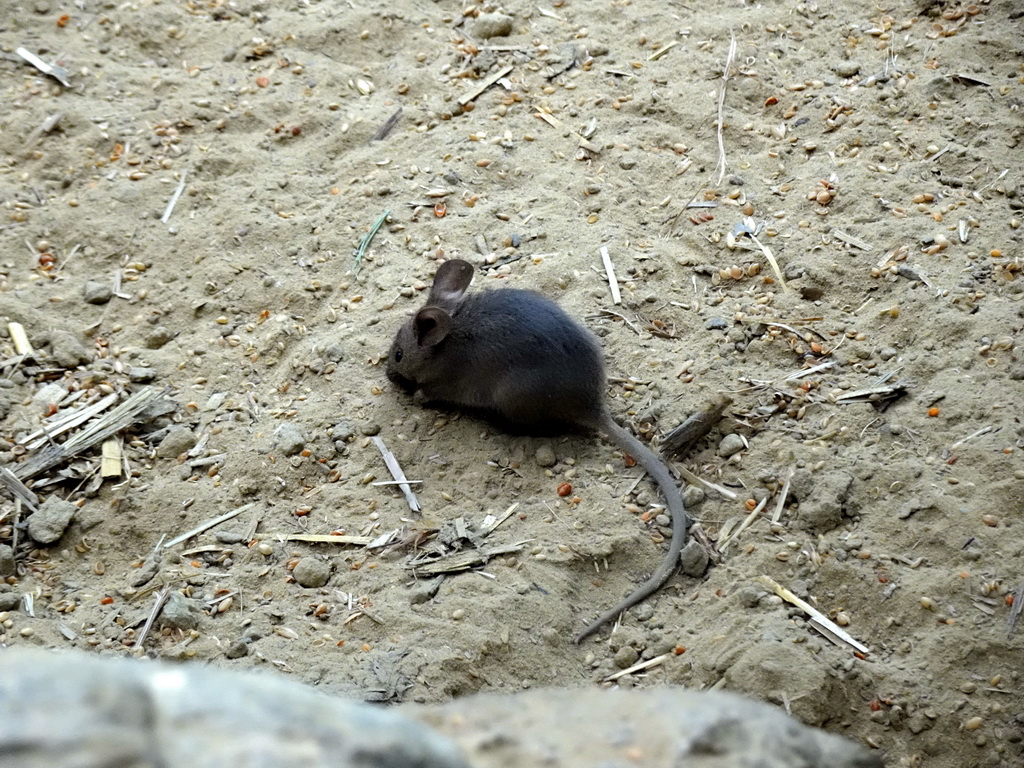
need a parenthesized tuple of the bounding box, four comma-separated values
(156, 426, 196, 458)
(48, 330, 91, 368)
(82, 281, 113, 305)
(27, 496, 77, 545)
(472, 12, 513, 39)
(0, 545, 15, 577)
(274, 422, 306, 456)
(0, 649, 880, 768)
(292, 557, 330, 588)
(421, 687, 881, 768)
(160, 591, 202, 631)
(0, 649, 470, 768)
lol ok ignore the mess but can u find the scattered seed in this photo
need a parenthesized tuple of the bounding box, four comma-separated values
(963, 716, 984, 731)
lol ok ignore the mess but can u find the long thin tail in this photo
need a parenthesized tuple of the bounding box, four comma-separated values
(573, 417, 690, 643)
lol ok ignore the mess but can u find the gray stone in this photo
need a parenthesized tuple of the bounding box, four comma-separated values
(835, 60, 861, 77)
(408, 576, 444, 605)
(0, 649, 470, 768)
(145, 326, 174, 349)
(613, 645, 640, 669)
(0, 588, 20, 611)
(225, 639, 249, 659)
(682, 484, 705, 508)
(48, 330, 91, 368)
(274, 422, 306, 456)
(0, 650, 880, 768)
(790, 469, 854, 532)
(472, 12, 514, 39)
(160, 591, 201, 631)
(331, 421, 356, 443)
(427, 687, 881, 768)
(82, 281, 113, 305)
(534, 443, 557, 467)
(128, 367, 157, 383)
(322, 343, 345, 362)
(27, 496, 77, 545)
(293, 557, 330, 588)
(718, 433, 746, 458)
(0, 545, 15, 577)
(705, 316, 728, 330)
(679, 538, 709, 578)
(156, 426, 196, 458)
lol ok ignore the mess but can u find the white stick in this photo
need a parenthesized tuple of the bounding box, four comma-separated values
(599, 246, 621, 305)
(164, 502, 254, 548)
(161, 169, 189, 224)
(371, 437, 421, 512)
(7, 322, 33, 355)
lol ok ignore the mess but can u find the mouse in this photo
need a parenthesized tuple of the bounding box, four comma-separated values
(386, 258, 692, 643)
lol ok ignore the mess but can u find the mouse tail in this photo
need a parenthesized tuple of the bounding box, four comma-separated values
(573, 416, 691, 643)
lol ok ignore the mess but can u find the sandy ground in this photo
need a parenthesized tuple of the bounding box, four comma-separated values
(1, 0, 1022, 766)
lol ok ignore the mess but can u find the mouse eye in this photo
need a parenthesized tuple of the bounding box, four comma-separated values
(394, 349, 403, 362)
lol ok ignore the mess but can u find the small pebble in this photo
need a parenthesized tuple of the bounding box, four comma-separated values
(331, 421, 356, 443)
(27, 497, 77, 545)
(718, 433, 745, 458)
(156, 426, 197, 458)
(274, 422, 306, 456)
(472, 12, 514, 39)
(82, 281, 113, 305)
(292, 557, 330, 588)
(48, 330, 91, 367)
(160, 592, 201, 631)
(224, 639, 249, 659)
(0, 545, 15, 577)
(145, 326, 174, 349)
(679, 538, 709, 577)
(613, 645, 640, 669)
(128, 367, 157, 383)
(535, 444, 557, 467)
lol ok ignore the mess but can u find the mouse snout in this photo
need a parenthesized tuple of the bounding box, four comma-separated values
(386, 367, 416, 393)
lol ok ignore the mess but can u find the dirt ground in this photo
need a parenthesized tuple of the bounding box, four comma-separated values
(1, 0, 1022, 766)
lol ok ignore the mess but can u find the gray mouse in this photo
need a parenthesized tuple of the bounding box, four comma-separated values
(386, 258, 691, 643)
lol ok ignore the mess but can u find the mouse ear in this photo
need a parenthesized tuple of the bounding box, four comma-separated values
(429, 259, 474, 304)
(413, 306, 452, 347)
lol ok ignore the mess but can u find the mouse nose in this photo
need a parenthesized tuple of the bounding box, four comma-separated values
(386, 369, 416, 392)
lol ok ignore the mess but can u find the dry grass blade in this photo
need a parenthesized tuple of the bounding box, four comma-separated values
(7, 322, 34, 356)
(458, 64, 514, 106)
(275, 534, 375, 546)
(714, 34, 737, 185)
(135, 588, 170, 648)
(160, 168, 188, 224)
(0, 467, 38, 512)
(748, 231, 789, 292)
(603, 651, 672, 682)
(759, 575, 869, 655)
(599, 246, 622, 305)
(100, 438, 122, 478)
(14, 387, 168, 481)
(718, 497, 768, 550)
(22, 393, 119, 450)
(164, 502, 255, 548)
(371, 437, 421, 512)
